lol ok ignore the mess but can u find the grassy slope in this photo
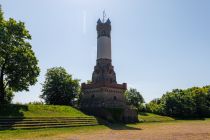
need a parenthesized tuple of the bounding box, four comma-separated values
(139, 113, 210, 123)
(138, 113, 175, 122)
(0, 104, 89, 118)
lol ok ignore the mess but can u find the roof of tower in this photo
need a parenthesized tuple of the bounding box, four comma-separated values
(97, 18, 111, 25)
(97, 18, 102, 24)
(106, 18, 111, 24)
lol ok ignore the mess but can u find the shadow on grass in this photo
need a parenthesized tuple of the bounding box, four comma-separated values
(139, 112, 149, 116)
(0, 104, 28, 117)
(93, 116, 142, 130)
(174, 117, 206, 121)
(105, 123, 142, 130)
(0, 104, 28, 130)
(80, 109, 141, 130)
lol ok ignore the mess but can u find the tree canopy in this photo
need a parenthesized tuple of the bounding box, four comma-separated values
(125, 88, 145, 112)
(0, 7, 40, 104)
(40, 67, 80, 106)
(146, 86, 210, 118)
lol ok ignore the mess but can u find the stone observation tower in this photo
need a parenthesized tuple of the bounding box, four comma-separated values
(81, 14, 138, 122)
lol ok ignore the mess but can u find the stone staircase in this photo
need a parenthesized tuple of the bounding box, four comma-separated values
(0, 117, 102, 130)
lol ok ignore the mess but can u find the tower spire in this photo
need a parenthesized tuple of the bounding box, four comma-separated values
(96, 14, 111, 60)
(102, 10, 106, 23)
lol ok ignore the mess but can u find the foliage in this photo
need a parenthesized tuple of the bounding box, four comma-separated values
(4, 87, 14, 103)
(0, 6, 3, 21)
(146, 86, 210, 118)
(146, 98, 163, 114)
(28, 101, 44, 105)
(0, 7, 40, 104)
(125, 88, 145, 112)
(86, 80, 92, 84)
(40, 67, 80, 106)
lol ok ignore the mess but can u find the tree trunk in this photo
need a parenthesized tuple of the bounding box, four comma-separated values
(0, 62, 6, 104)
(0, 77, 6, 104)
(0, 83, 6, 104)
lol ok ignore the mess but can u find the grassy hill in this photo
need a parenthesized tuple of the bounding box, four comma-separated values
(0, 104, 100, 130)
(139, 113, 210, 123)
(0, 104, 175, 121)
(0, 104, 89, 118)
(139, 113, 175, 122)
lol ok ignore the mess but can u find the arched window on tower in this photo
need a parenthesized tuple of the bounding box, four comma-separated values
(96, 69, 99, 74)
(113, 96, 117, 101)
(102, 31, 106, 36)
(109, 70, 112, 74)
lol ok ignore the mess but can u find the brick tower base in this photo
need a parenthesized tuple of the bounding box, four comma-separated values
(80, 83, 138, 123)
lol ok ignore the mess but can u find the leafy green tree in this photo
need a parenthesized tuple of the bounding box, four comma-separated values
(40, 67, 80, 106)
(148, 86, 210, 118)
(0, 6, 3, 21)
(146, 98, 163, 114)
(86, 80, 92, 84)
(0, 7, 40, 104)
(189, 87, 209, 117)
(125, 88, 145, 112)
(162, 89, 196, 117)
(207, 89, 210, 116)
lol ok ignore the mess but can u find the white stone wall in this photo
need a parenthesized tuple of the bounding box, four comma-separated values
(97, 36, 111, 60)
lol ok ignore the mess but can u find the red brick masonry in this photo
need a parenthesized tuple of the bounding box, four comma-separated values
(82, 83, 127, 90)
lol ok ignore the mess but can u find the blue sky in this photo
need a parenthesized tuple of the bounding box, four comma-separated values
(0, 0, 210, 103)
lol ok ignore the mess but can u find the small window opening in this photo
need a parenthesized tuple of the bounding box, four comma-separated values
(113, 96, 117, 100)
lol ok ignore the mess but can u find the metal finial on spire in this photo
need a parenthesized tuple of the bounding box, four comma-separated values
(102, 10, 107, 23)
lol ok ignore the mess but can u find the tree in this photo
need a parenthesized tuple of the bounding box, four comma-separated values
(40, 67, 80, 106)
(162, 90, 196, 117)
(207, 89, 210, 116)
(0, 6, 40, 104)
(146, 98, 163, 114)
(86, 80, 92, 84)
(125, 88, 145, 112)
(147, 86, 210, 118)
(189, 88, 208, 117)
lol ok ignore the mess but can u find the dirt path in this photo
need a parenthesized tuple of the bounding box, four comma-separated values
(62, 121, 210, 140)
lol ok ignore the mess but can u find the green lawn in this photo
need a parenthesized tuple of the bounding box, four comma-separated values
(0, 107, 210, 140)
(0, 104, 89, 118)
(1, 119, 210, 140)
(0, 125, 108, 140)
(0, 104, 209, 140)
(138, 112, 210, 123)
(138, 112, 175, 122)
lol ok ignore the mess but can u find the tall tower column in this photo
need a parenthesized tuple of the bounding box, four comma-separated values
(97, 19, 111, 60)
(92, 18, 116, 84)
